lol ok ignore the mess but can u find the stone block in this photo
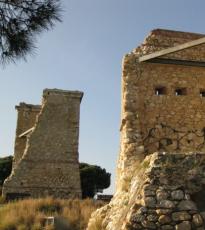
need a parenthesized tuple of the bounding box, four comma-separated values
(172, 212, 191, 221)
(175, 221, 191, 230)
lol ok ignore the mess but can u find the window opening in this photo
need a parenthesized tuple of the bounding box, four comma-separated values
(200, 90, 205, 97)
(175, 88, 187, 96)
(155, 87, 166, 95)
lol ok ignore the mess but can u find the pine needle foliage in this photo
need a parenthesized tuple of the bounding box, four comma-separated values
(0, 0, 61, 64)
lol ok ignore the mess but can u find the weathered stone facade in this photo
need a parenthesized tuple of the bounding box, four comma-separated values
(88, 153, 205, 230)
(13, 103, 41, 168)
(3, 89, 83, 199)
(87, 30, 205, 229)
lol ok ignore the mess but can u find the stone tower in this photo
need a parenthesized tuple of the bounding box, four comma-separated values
(87, 30, 205, 230)
(3, 89, 83, 199)
(117, 29, 205, 191)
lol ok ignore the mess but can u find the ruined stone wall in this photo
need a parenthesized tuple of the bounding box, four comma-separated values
(87, 29, 205, 230)
(122, 63, 205, 154)
(118, 29, 205, 192)
(122, 153, 205, 230)
(13, 103, 41, 168)
(88, 153, 205, 230)
(3, 89, 83, 199)
(133, 29, 205, 58)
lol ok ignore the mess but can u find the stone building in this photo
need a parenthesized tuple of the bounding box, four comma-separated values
(88, 30, 205, 229)
(3, 89, 83, 199)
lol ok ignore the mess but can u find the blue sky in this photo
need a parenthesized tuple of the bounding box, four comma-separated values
(0, 0, 205, 194)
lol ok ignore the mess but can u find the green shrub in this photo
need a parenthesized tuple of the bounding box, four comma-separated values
(0, 156, 13, 185)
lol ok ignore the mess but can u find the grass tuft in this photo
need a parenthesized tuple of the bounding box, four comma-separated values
(0, 197, 104, 230)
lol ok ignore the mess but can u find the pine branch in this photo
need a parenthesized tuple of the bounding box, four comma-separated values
(0, 0, 62, 65)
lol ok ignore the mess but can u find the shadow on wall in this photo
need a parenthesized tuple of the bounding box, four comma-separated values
(192, 185, 205, 221)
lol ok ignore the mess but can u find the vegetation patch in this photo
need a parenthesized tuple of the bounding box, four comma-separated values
(37, 199, 62, 214)
(0, 197, 104, 230)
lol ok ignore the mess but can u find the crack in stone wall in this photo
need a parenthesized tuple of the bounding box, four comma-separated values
(143, 123, 205, 153)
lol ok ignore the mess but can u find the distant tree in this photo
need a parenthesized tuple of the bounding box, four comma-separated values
(0, 156, 13, 185)
(0, 0, 61, 64)
(80, 163, 111, 198)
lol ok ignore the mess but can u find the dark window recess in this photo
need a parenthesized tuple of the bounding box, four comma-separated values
(187, 139, 191, 144)
(191, 185, 205, 212)
(175, 88, 187, 96)
(200, 90, 205, 97)
(155, 87, 166, 95)
(166, 138, 173, 145)
(6, 193, 31, 201)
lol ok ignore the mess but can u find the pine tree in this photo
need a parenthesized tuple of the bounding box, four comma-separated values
(0, 0, 61, 64)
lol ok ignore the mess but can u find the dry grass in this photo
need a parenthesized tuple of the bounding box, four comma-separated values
(0, 195, 6, 204)
(0, 197, 104, 230)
